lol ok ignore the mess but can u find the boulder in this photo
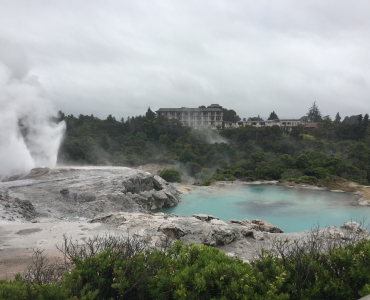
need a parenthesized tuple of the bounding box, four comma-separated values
(192, 214, 219, 222)
(252, 219, 284, 233)
(229, 219, 251, 226)
(158, 224, 186, 240)
(340, 221, 365, 233)
(13, 198, 36, 219)
(210, 219, 228, 226)
(240, 229, 265, 240)
(202, 227, 236, 246)
(60, 188, 69, 195)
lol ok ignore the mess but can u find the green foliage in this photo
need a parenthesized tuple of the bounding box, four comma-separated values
(4, 237, 370, 300)
(158, 134, 171, 146)
(306, 101, 322, 122)
(158, 168, 181, 183)
(255, 163, 283, 180)
(301, 134, 315, 141)
(268, 111, 279, 120)
(179, 148, 197, 163)
(295, 154, 311, 170)
(279, 154, 295, 168)
(135, 132, 148, 142)
(248, 115, 264, 121)
(0, 274, 70, 300)
(335, 112, 341, 124)
(150, 241, 288, 299)
(200, 178, 214, 186)
(280, 169, 303, 180)
(58, 108, 370, 186)
(251, 151, 265, 163)
(222, 108, 241, 122)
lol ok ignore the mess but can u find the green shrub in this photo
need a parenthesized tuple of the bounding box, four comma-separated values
(295, 154, 311, 169)
(179, 148, 197, 163)
(158, 168, 181, 183)
(149, 241, 288, 300)
(303, 167, 329, 179)
(200, 178, 214, 186)
(255, 163, 283, 180)
(2, 234, 370, 300)
(213, 174, 226, 181)
(281, 169, 303, 180)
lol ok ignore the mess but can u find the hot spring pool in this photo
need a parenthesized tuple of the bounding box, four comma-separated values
(159, 185, 369, 233)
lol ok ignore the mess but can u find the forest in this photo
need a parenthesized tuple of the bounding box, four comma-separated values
(57, 104, 370, 187)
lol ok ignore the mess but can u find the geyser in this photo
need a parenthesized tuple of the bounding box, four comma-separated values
(0, 59, 65, 178)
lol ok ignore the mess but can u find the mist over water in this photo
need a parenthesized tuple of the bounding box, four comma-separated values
(0, 45, 65, 177)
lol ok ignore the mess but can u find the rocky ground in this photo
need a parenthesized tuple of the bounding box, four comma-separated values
(0, 166, 368, 279)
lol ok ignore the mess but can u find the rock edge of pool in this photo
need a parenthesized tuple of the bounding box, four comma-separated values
(0, 167, 368, 279)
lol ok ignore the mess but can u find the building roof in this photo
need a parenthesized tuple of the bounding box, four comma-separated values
(156, 107, 223, 112)
(305, 122, 318, 128)
(240, 120, 279, 123)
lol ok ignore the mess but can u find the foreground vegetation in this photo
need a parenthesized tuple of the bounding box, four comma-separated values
(57, 107, 370, 186)
(1, 228, 370, 300)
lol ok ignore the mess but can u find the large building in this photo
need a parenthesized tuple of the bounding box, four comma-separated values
(156, 104, 223, 129)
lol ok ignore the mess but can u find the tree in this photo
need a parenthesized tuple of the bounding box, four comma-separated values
(106, 114, 116, 122)
(145, 107, 156, 120)
(342, 115, 359, 125)
(267, 111, 279, 120)
(247, 115, 263, 121)
(179, 148, 197, 163)
(306, 102, 322, 122)
(357, 113, 369, 140)
(58, 110, 65, 121)
(334, 112, 341, 124)
(222, 108, 241, 122)
(358, 114, 363, 125)
(364, 113, 369, 133)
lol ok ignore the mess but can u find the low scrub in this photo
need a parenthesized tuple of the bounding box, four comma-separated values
(1, 226, 370, 299)
(158, 168, 181, 183)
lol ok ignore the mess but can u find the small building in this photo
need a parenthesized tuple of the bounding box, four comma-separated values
(304, 122, 318, 129)
(225, 119, 302, 131)
(156, 104, 223, 130)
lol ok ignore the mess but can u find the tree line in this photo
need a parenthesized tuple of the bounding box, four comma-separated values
(57, 103, 370, 186)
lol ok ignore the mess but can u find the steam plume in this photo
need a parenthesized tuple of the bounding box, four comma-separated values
(0, 47, 65, 177)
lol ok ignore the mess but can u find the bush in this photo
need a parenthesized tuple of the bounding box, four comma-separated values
(2, 228, 370, 300)
(255, 163, 283, 180)
(200, 178, 214, 186)
(303, 167, 329, 179)
(281, 169, 303, 180)
(179, 148, 197, 163)
(158, 168, 181, 183)
(149, 241, 288, 299)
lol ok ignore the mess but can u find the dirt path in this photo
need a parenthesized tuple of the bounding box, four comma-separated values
(0, 219, 121, 279)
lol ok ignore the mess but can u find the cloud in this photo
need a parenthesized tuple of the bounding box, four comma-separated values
(0, 1, 369, 120)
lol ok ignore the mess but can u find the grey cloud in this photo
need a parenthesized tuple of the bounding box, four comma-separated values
(0, 39, 29, 80)
(1, 0, 370, 120)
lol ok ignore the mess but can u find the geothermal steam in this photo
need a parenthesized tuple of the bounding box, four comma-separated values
(0, 63, 65, 177)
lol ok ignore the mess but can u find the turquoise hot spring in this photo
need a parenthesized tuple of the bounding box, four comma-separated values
(159, 185, 369, 233)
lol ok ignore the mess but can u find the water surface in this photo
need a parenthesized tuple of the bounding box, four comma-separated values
(159, 185, 368, 232)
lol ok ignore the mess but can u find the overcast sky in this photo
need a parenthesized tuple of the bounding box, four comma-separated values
(1, 0, 370, 121)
